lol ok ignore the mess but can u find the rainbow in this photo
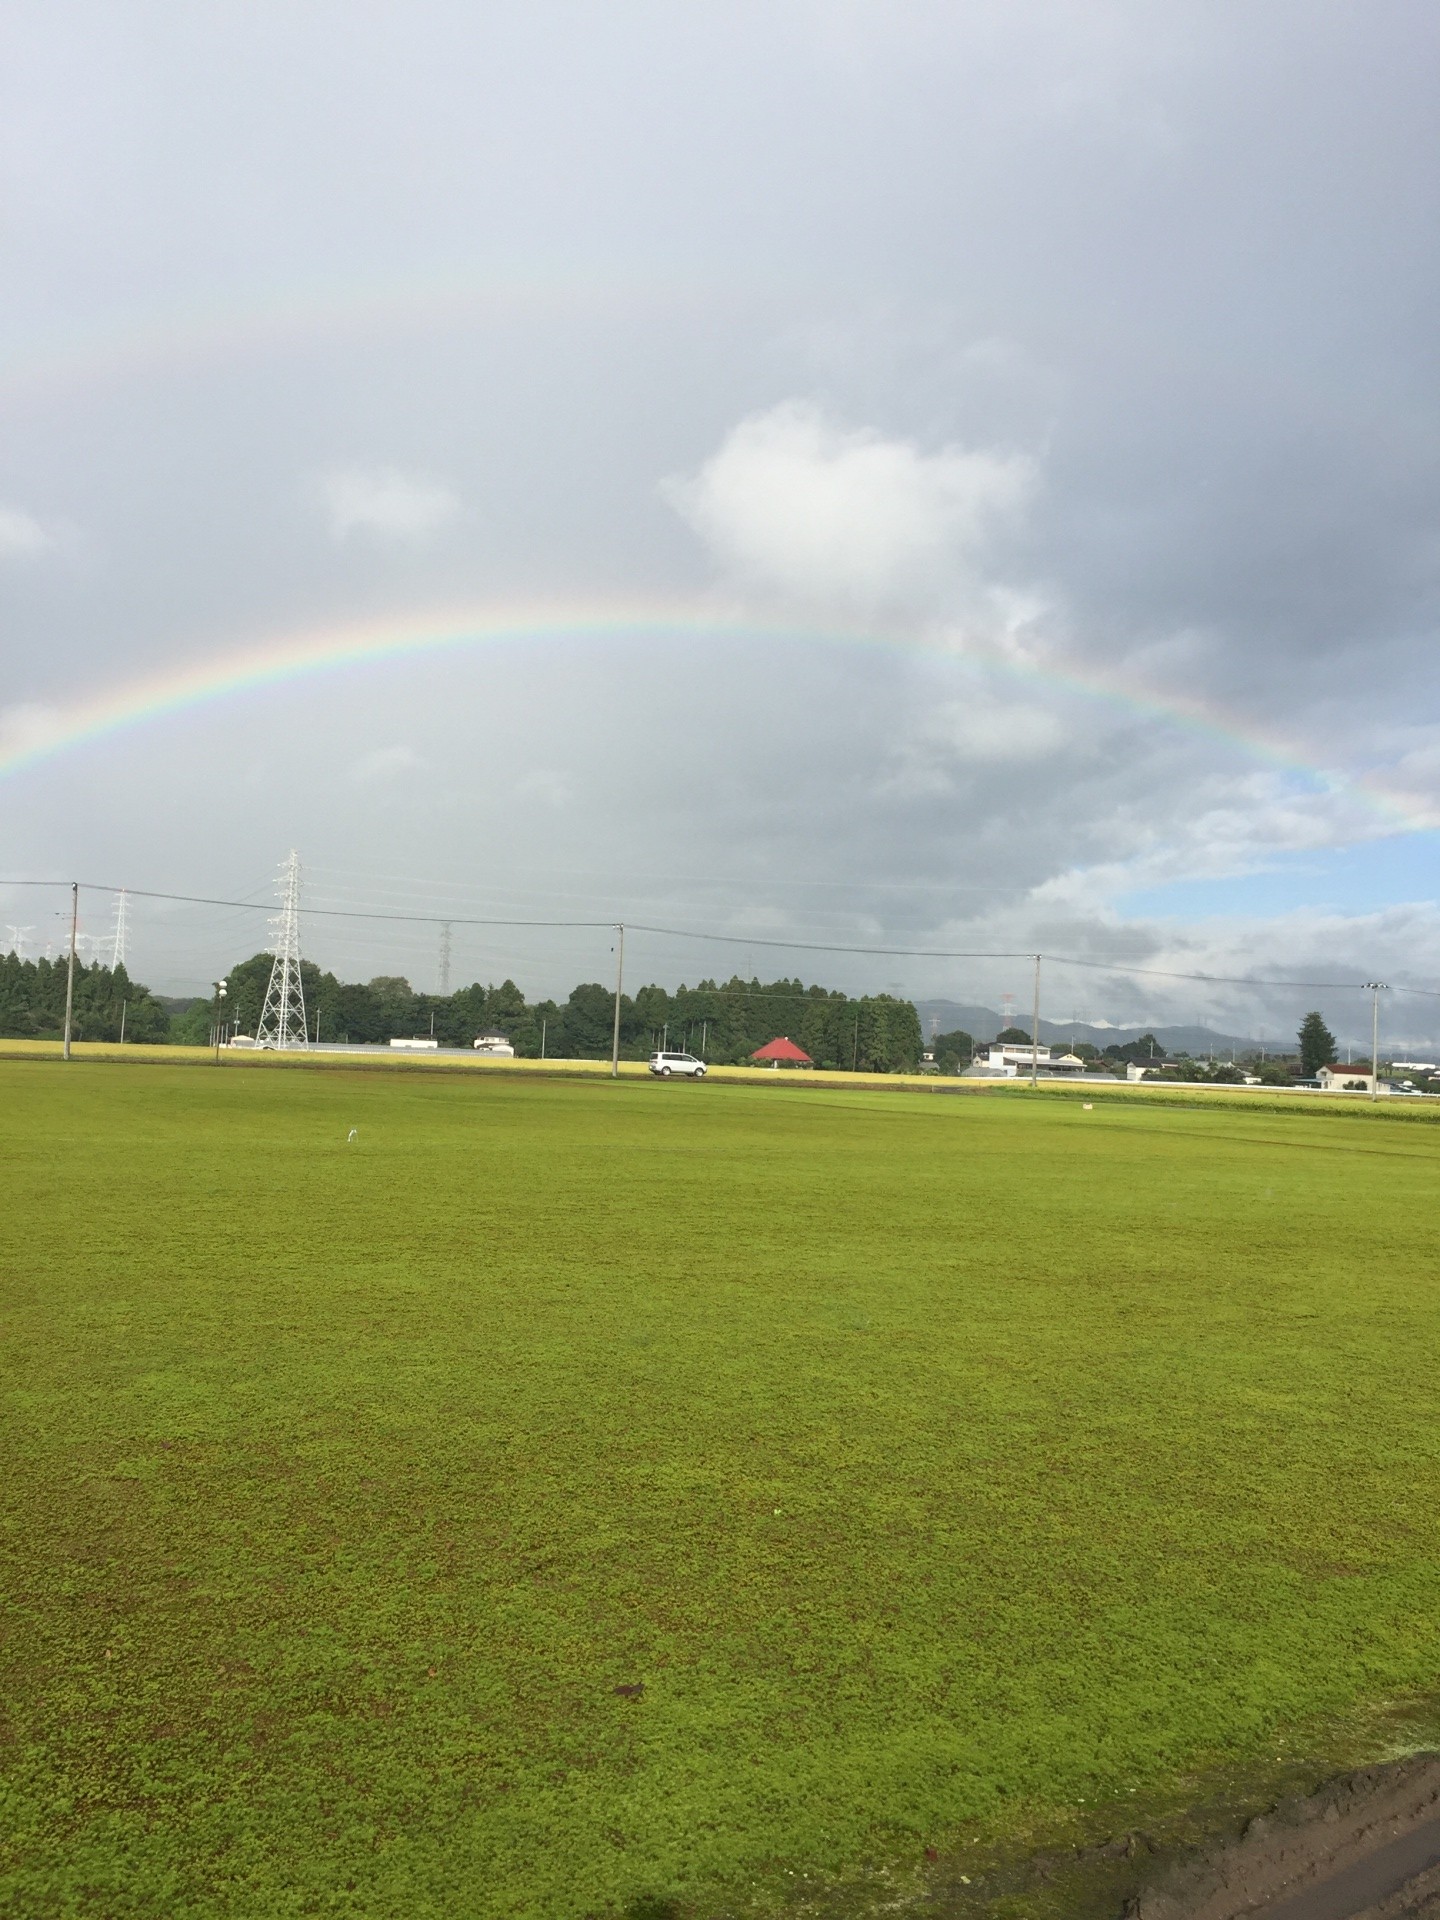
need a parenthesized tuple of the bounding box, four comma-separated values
(1, 599, 1433, 833)
(0, 261, 712, 414)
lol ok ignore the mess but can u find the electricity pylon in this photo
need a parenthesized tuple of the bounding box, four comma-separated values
(6, 925, 33, 959)
(255, 851, 308, 1049)
(110, 890, 129, 971)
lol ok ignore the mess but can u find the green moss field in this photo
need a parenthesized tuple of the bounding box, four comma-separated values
(4, 1058, 1440, 1920)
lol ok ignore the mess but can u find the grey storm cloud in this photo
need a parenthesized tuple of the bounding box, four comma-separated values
(1, 0, 1438, 1031)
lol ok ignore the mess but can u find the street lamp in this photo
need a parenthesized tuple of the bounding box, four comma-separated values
(214, 978, 228, 1064)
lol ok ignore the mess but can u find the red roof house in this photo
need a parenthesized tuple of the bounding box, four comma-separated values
(751, 1035, 813, 1067)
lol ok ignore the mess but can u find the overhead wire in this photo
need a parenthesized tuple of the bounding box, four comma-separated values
(0, 876, 1434, 996)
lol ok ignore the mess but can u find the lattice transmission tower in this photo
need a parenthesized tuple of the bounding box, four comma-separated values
(255, 851, 309, 1049)
(110, 890, 129, 971)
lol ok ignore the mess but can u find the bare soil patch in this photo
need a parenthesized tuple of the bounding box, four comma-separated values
(1133, 1755, 1440, 1920)
(909, 1756, 1440, 1920)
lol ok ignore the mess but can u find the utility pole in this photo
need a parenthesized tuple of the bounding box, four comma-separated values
(610, 924, 625, 1078)
(213, 978, 228, 1064)
(1030, 953, 1041, 1088)
(1363, 982, 1386, 1102)
(540, 1017, 547, 1061)
(62, 883, 78, 1060)
(438, 921, 452, 996)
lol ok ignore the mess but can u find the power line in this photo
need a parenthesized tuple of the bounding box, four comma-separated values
(2, 875, 1437, 996)
(628, 922, 1389, 991)
(0, 878, 615, 930)
(1021, 952, 1382, 991)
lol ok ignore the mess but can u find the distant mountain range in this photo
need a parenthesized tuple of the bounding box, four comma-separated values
(911, 1001, 1278, 1058)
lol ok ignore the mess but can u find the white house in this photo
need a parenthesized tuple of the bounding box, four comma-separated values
(1317, 1064, 1375, 1093)
(986, 1043, 1051, 1071)
(970, 1044, 1087, 1077)
(473, 1033, 516, 1057)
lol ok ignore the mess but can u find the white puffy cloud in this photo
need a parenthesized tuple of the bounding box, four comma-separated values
(0, 506, 55, 558)
(317, 467, 460, 544)
(923, 695, 1066, 764)
(1029, 772, 1391, 912)
(349, 743, 423, 784)
(665, 401, 1035, 609)
(878, 694, 1068, 799)
(1363, 725, 1440, 831)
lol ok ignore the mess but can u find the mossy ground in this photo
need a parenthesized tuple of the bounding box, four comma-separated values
(3, 1060, 1439, 1918)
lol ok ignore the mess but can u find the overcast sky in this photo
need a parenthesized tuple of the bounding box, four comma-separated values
(2, 1, 1438, 1039)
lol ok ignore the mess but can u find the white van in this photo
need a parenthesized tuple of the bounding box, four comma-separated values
(648, 1050, 706, 1079)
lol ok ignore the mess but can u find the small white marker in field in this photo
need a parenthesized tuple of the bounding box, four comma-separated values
(347, 1128, 358, 1142)
(1082, 1103, 1093, 1110)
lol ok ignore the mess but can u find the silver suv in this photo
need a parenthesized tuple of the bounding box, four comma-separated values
(649, 1050, 707, 1079)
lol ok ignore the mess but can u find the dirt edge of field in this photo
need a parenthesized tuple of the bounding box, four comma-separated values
(913, 1755, 1440, 1920)
(1130, 1752, 1440, 1919)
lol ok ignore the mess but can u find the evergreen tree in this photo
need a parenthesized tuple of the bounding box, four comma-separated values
(0, 952, 168, 1041)
(1102, 1032, 1164, 1064)
(1298, 1011, 1337, 1076)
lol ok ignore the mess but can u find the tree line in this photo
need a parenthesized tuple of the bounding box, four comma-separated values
(0, 953, 171, 1042)
(202, 953, 923, 1071)
(2, 954, 1378, 1084)
(2, 947, 922, 1071)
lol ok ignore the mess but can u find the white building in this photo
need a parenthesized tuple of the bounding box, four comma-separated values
(986, 1043, 1051, 1071)
(1317, 1064, 1375, 1093)
(390, 1037, 438, 1051)
(473, 1033, 516, 1057)
(972, 1044, 1087, 1077)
